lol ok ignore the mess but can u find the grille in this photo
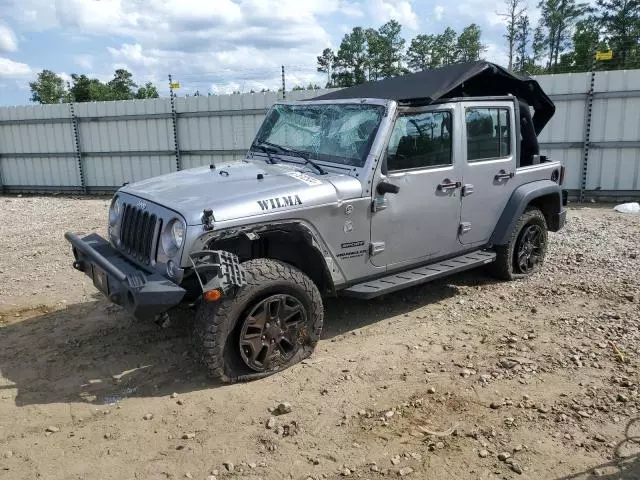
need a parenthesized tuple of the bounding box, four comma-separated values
(119, 203, 161, 265)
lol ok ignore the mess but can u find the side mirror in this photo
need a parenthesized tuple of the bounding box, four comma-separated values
(377, 181, 400, 195)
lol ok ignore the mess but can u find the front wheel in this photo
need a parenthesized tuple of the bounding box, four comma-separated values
(491, 207, 548, 280)
(192, 259, 324, 382)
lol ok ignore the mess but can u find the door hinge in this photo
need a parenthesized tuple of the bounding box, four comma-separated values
(459, 222, 471, 234)
(462, 184, 475, 196)
(369, 242, 386, 255)
(371, 196, 388, 212)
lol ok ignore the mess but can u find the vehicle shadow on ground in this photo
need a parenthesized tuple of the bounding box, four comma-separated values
(0, 270, 498, 407)
(555, 418, 640, 480)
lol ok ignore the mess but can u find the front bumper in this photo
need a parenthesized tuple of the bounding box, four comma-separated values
(65, 232, 186, 320)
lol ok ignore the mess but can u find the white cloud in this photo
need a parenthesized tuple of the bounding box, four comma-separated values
(370, 0, 419, 30)
(483, 42, 509, 66)
(339, 1, 365, 17)
(0, 57, 32, 78)
(455, 0, 507, 26)
(108, 44, 160, 68)
(74, 54, 94, 70)
(0, 23, 18, 53)
(434, 5, 445, 21)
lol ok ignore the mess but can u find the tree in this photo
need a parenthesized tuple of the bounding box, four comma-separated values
(89, 79, 114, 101)
(29, 70, 67, 104)
(316, 48, 335, 87)
(407, 34, 438, 70)
(372, 20, 406, 78)
(499, 0, 528, 70)
(536, 0, 590, 72)
(108, 69, 137, 100)
(135, 82, 160, 99)
(333, 27, 369, 86)
(292, 85, 305, 91)
(596, 0, 640, 69)
(572, 18, 603, 70)
(365, 27, 383, 80)
(68, 74, 92, 102)
(514, 14, 532, 72)
(434, 27, 459, 65)
(457, 24, 486, 61)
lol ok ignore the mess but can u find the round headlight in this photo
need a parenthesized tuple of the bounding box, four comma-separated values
(109, 196, 122, 225)
(171, 220, 185, 249)
(162, 218, 186, 257)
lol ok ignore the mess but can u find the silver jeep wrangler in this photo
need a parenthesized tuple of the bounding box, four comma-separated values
(66, 62, 567, 382)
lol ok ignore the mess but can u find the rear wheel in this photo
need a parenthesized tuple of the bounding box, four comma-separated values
(192, 259, 323, 382)
(491, 207, 548, 280)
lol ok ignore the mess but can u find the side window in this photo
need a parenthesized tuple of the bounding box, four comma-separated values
(465, 108, 511, 162)
(387, 111, 452, 171)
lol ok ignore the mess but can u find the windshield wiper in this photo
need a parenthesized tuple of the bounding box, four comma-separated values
(258, 141, 327, 175)
(251, 143, 278, 164)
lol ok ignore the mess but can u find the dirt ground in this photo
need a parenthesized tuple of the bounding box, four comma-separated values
(1, 196, 639, 480)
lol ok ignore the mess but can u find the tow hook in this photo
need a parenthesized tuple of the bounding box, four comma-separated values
(73, 260, 85, 272)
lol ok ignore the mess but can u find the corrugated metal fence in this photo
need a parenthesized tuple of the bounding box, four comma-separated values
(536, 69, 640, 200)
(0, 89, 326, 194)
(1, 69, 639, 199)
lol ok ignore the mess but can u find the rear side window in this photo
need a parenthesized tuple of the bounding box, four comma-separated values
(387, 111, 452, 171)
(466, 108, 511, 161)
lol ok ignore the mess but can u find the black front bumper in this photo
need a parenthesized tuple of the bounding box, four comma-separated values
(65, 232, 186, 320)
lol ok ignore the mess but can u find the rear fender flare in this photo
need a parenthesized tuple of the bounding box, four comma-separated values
(490, 180, 562, 246)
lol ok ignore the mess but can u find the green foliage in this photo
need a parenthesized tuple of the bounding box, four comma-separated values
(596, 0, 640, 69)
(499, 0, 527, 70)
(536, 0, 591, 72)
(29, 70, 67, 104)
(317, 48, 335, 87)
(457, 24, 486, 61)
(333, 26, 369, 86)
(29, 68, 160, 104)
(135, 82, 160, 99)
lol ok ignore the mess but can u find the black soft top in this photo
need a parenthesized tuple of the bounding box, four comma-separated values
(312, 61, 555, 135)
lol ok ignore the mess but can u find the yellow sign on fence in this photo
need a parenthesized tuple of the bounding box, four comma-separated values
(595, 50, 613, 61)
(169, 81, 181, 89)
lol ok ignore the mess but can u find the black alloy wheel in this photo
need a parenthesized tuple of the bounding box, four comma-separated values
(238, 294, 307, 372)
(514, 223, 545, 274)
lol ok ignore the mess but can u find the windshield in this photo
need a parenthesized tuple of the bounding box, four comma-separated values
(252, 103, 386, 167)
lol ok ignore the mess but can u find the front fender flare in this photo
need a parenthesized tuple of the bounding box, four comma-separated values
(490, 180, 563, 246)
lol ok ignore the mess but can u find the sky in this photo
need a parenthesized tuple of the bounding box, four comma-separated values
(0, 0, 517, 107)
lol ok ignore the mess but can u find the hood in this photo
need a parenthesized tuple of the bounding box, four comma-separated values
(120, 160, 362, 225)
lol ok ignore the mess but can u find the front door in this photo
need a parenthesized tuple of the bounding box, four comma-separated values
(370, 107, 463, 268)
(459, 101, 517, 246)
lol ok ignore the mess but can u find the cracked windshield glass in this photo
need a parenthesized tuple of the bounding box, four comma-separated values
(253, 103, 386, 167)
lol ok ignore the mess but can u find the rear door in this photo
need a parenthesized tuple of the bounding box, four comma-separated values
(459, 100, 517, 246)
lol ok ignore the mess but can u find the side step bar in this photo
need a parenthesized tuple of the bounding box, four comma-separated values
(342, 250, 496, 299)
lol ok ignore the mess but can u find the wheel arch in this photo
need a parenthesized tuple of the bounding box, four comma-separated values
(490, 180, 563, 246)
(202, 222, 339, 296)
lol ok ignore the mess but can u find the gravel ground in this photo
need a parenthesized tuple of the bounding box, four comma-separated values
(0, 195, 110, 311)
(0, 196, 639, 480)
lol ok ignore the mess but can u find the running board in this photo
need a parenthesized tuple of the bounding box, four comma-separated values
(342, 250, 496, 299)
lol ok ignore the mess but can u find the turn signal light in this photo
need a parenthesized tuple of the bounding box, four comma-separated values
(203, 289, 222, 302)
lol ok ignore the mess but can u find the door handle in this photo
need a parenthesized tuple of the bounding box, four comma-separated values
(495, 170, 514, 181)
(438, 180, 461, 191)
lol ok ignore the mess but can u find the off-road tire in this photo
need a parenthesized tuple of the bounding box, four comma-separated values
(192, 259, 323, 382)
(491, 207, 548, 281)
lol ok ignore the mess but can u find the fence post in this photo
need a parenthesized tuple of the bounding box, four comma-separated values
(0, 154, 5, 194)
(281, 65, 286, 100)
(580, 56, 597, 203)
(168, 74, 182, 171)
(69, 102, 86, 194)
